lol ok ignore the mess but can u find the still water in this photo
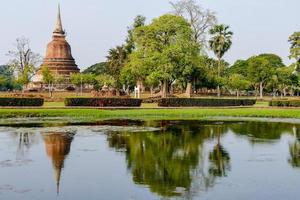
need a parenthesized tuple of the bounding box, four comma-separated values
(0, 120, 299, 200)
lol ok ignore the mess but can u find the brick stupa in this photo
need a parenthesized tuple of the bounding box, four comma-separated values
(32, 5, 79, 88)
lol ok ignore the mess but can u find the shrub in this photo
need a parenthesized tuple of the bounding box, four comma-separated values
(269, 100, 300, 107)
(158, 98, 256, 107)
(0, 98, 44, 107)
(65, 98, 142, 107)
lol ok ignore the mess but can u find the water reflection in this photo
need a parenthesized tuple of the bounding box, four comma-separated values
(106, 121, 231, 198)
(208, 125, 231, 178)
(289, 141, 300, 168)
(43, 131, 75, 194)
(1, 121, 300, 200)
(228, 122, 300, 145)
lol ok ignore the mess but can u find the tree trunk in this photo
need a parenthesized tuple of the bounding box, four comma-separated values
(161, 80, 168, 98)
(48, 81, 51, 98)
(259, 82, 263, 99)
(51, 83, 53, 98)
(217, 58, 221, 98)
(150, 86, 153, 96)
(236, 89, 239, 99)
(273, 88, 276, 98)
(217, 86, 220, 98)
(186, 82, 192, 98)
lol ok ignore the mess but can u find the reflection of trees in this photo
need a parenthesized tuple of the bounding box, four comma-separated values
(107, 123, 205, 197)
(43, 131, 75, 194)
(229, 122, 295, 143)
(208, 144, 230, 177)
(8, 131, 40, 159)
(289, 126, 300, 168)
(206, 125, 231, 188)
(107, 121, 229, 198)
(289, 142, 300, 168)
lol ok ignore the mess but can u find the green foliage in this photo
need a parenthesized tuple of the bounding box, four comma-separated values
(209, 24, 233, 60)
(42, 66, 54, 84)
(65, 98, 142, 107)
(0, 98, 44, 107)
(228, 60, 248, 77)
(70, 73, 83, 87)
(288, 32, 300, 70)
(269, 100, 300, 107)
(158, 98, 256, 107)
(83, 62, 108, 75)
(227, 74, 250, 91)
(247, 54, 285, 96)
(208, 24, 233, 96)
(17, 65, 35, 87)
(94, 74, 116, 89)
(0, 65, 15, 91)
(106, 46, 127, 88)
(124, 14, 199, 97)
(124, 15, 146, 54)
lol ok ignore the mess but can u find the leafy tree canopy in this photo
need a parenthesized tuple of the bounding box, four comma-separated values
(124, 14, 199, 97)
(83, 62, 108, 75)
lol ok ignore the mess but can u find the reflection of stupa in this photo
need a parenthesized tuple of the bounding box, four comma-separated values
(43, 132, 74, 194)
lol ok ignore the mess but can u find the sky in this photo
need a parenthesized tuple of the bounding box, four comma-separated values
(0, 0, 299, 70)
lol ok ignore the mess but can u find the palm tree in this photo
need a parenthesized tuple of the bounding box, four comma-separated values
(209, 24, 233, 97)
(106, 46, 127, 90)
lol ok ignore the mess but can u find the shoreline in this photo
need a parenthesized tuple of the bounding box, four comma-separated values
(1, 107, 300, 126)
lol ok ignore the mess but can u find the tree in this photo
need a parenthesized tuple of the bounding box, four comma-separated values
(7, 37, 41, 90)
(124, 15, 146, 54)
(83, 62, 108, 75)
(228, 60, 248, 77)
(247, 54, 285, 99)
(126, 14, 199, 98)
(42, 66, 55, 97)
(106, 46, 127, 89)
(171, 0, 217, 46)
(0, 65, 15, 91)
(70, 73, 84, 95)
(227, 74, 250, 98)
(209, 24, 233, 97)
(94, 74, 116, 90)
(288, 32, 300, 72)
(276, 67, 293, 97)
(0, 76, 7, 90)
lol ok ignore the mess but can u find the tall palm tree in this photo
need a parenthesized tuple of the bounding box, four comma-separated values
(209, 24, 233, 97)
(106, 46, 127, 89)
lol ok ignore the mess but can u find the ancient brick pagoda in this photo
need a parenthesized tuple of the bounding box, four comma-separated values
(31, 5, 79, 89)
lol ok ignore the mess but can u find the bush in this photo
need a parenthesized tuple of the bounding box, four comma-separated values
(65, 98, 142, 107)
(0, 98, 44, 107)
(158, 98, 256, 107)
(269, 100, 300, 107)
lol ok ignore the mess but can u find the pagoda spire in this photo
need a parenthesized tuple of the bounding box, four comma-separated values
(54, 4, 65, 35)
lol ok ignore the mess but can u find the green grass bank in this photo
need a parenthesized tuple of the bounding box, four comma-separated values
(1, 107, 300, 121)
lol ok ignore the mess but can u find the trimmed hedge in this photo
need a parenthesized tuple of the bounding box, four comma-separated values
(65, 98, 142, 107)
(269, 100, 300, 107)
(158, 98, 256, 107)
(0, 98, 44, 107)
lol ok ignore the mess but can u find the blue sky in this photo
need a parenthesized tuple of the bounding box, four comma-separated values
(0, 0, 299, 70)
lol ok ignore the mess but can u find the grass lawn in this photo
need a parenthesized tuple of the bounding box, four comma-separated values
(1, 107, 300, 121)
(253, 101, 269, 107)
(42, 101, 268, 108)
(43, 102, 65, 107)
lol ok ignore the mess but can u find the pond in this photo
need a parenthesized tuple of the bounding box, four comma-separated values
(0, 120, 299, 200)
